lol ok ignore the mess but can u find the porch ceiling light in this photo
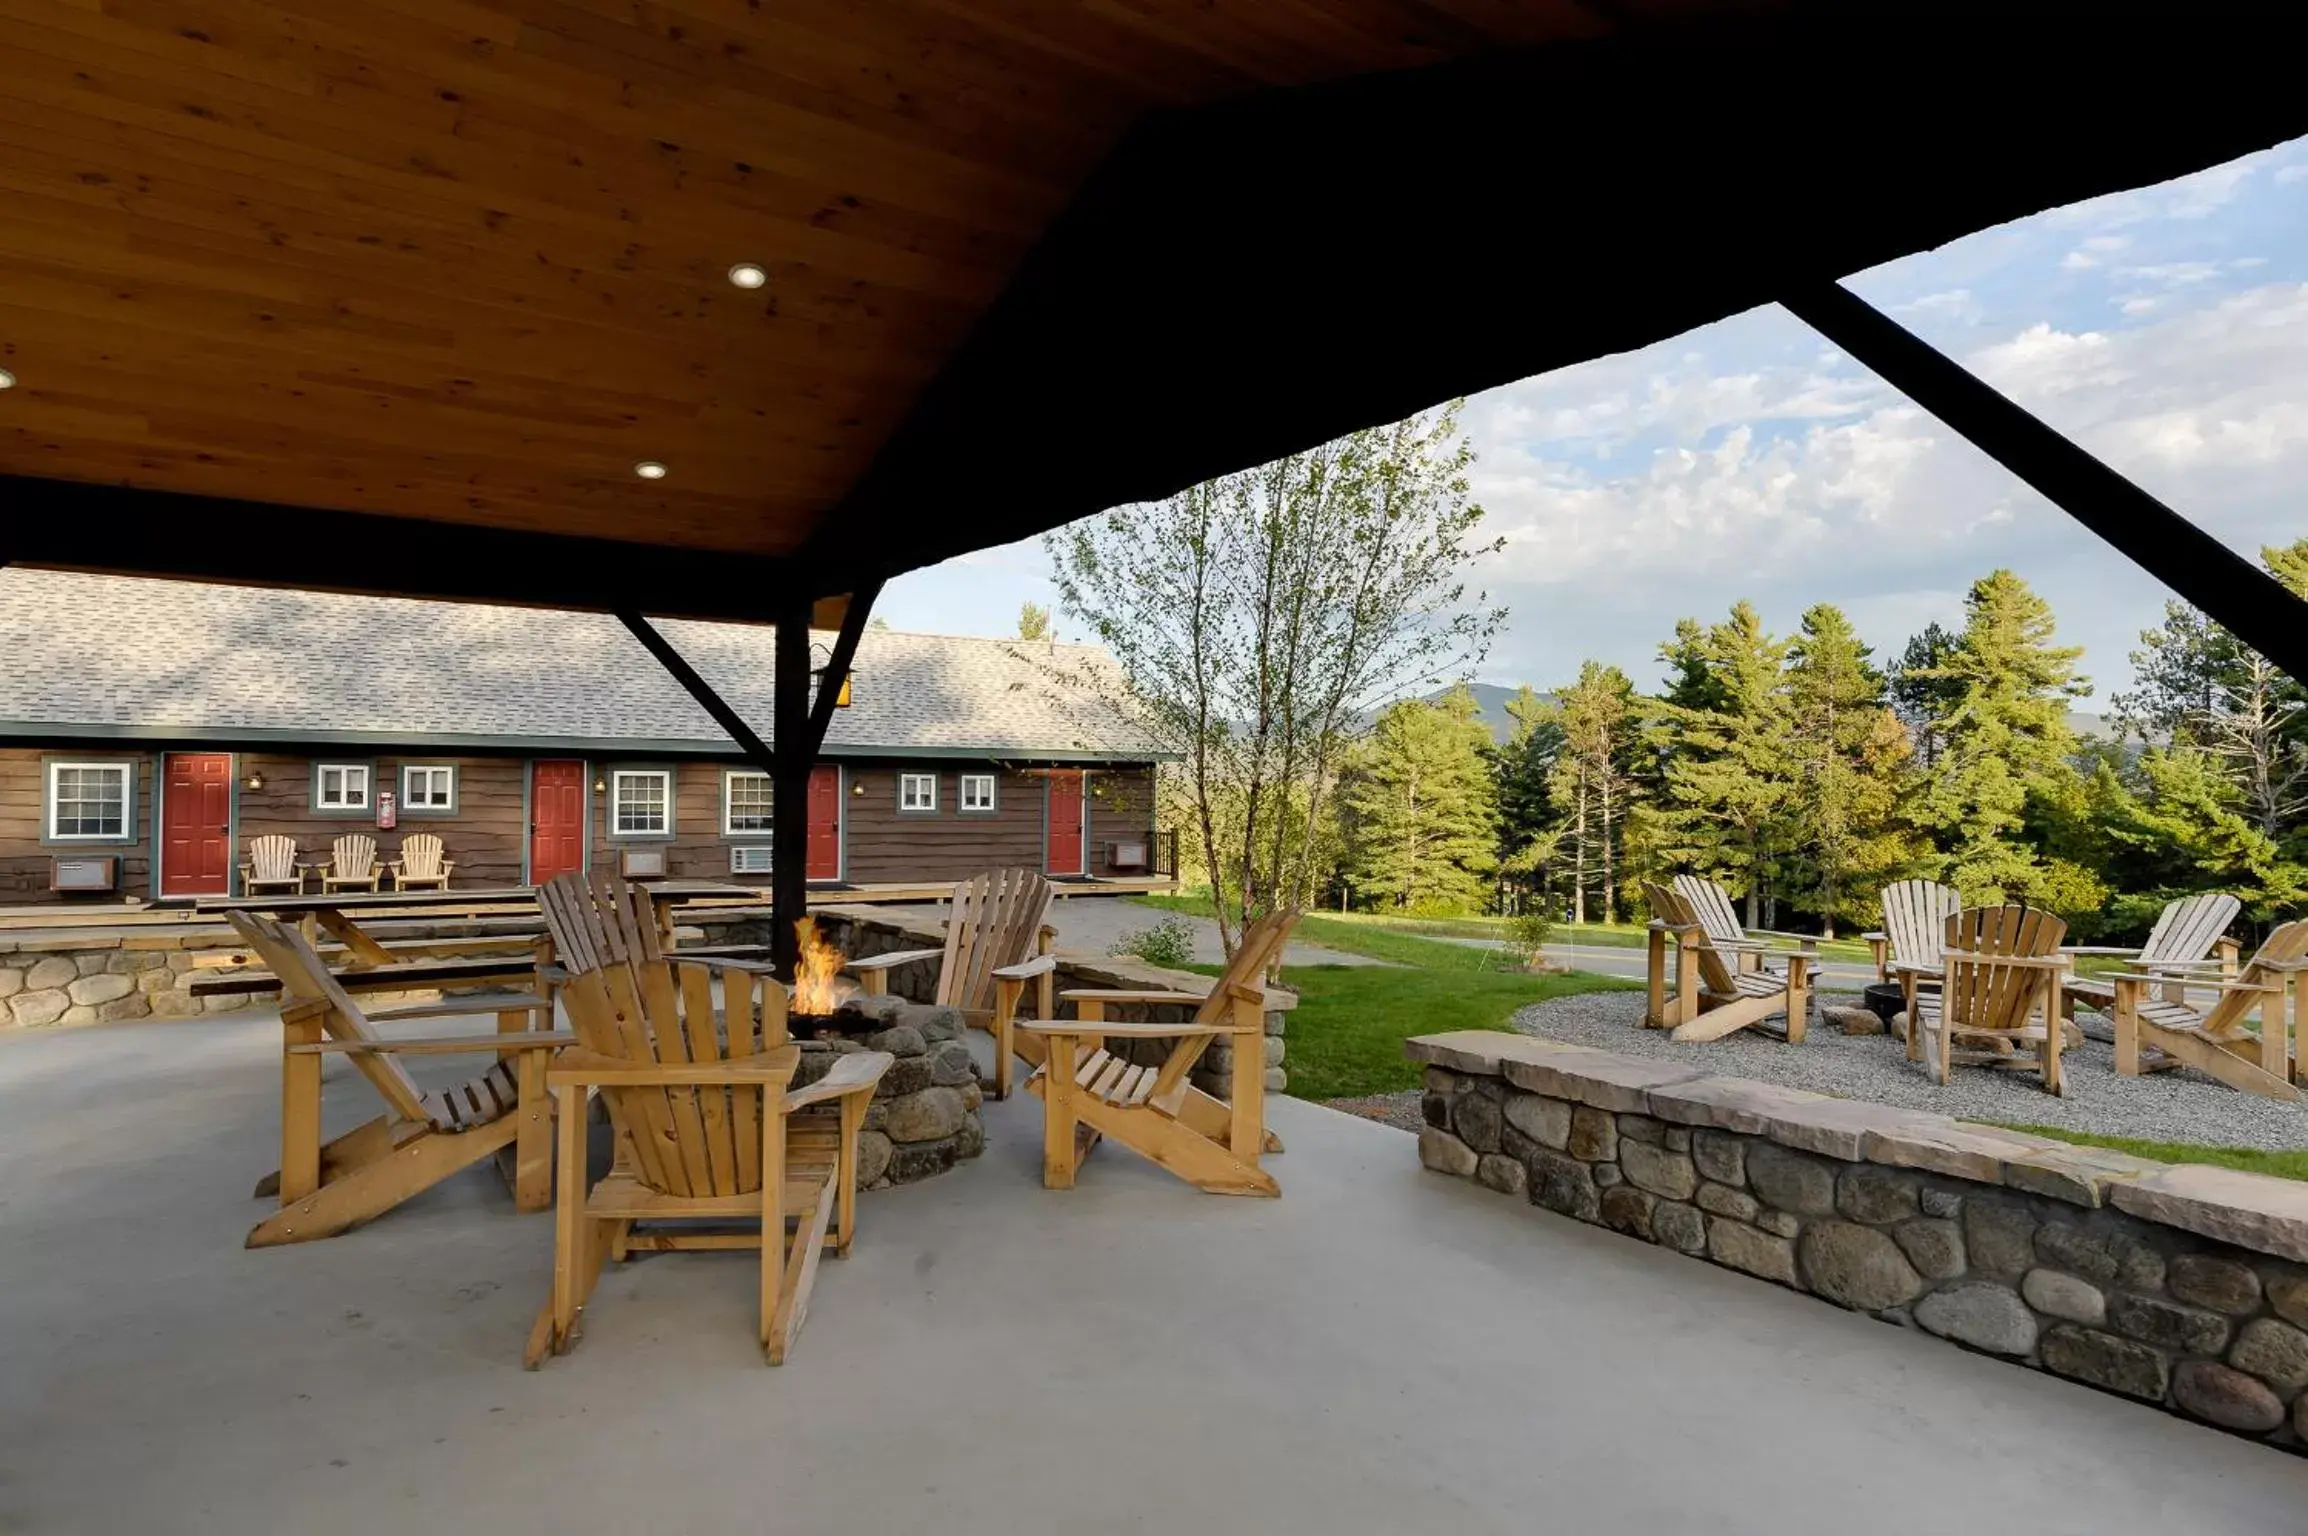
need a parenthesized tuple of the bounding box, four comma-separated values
(0, 367, 15, 389)
(634, 460, 668, 480)
(727, 263, 768, 289)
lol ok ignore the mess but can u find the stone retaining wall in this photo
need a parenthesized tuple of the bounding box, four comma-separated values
(804, 993, 985, 1189)
(1407, 1029, 2308, 1452)
(2, 943, 248, 1027)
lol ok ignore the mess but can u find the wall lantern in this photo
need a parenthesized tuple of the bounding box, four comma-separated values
(851, 779, 866, 796)
(810, 641, 854, 708)
(243, 770, 265, 792)
(593, 774, 608, 793)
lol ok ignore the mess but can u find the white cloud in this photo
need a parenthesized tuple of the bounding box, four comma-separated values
(1897, 288, 1979, 321)
(2276, 164, 2308, 185)
(2114, 261, 2223, 287)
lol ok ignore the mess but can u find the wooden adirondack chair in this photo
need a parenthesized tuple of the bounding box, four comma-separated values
(1018, 908, 1297, 1196)
(1644, 881, 1811, 1044)
(225, 910, 565, 1247)
(530, 872, 893, 1366)
(1863, 879, 1963, 984)
(1672, 873, 1821, 975)
(240, 834, 307, 896)
(2064, 892, 2242, 1015)
(390, 832, 455, 891)
(1903, 906, 2070, 1093)
(319, 833, 382, 893)
(2110, 920, 2307, 1102)
(843, 867, 1056, 1100)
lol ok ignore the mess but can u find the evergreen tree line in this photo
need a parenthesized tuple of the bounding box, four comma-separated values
(1333, 545, 2308, 942)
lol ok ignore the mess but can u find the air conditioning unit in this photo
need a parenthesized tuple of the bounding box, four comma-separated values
(618, 848, 667, 879)
(730, 845, 774, 875)
(51, 855, 119, 893)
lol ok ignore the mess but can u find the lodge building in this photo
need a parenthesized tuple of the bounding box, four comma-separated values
(0, 571, 1170, 904)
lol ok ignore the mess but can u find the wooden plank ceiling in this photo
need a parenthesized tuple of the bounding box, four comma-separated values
(0, 0, 1600, 559)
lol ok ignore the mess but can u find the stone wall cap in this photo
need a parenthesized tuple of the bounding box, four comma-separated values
(1864, 1121, 2062, 1184)
(1645, 1075, 1835, 1135)
(1503, 1052, 1706, 1112)
(1404, 1031, 1589, 1078)
(2110, 1163, 2308, 1265)
(2000, 1143, 2163, 1208)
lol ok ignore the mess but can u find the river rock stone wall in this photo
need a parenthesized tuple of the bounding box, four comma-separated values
(0, 943, 243, 1027)
(1408, 1029, 2308, 1453)
(805, 993, 986, 1188)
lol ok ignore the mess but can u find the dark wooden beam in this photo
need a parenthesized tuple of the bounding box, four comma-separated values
(772, 610, 814, 978)
(1780, 282, 2308, 683)
(615, 611, 779, 776)
(804, 580, 882, 757)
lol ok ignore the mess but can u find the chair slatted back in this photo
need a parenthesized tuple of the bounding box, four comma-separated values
(2198, 920, 2308, 1035)
(399, 833, 447, 879)
(540, 871, 665, 977)
(1646, 881, 1741, 996)
(248, 835, 300, 883)
(1941, 906, 2067, 1033)
(225, 909, 432, 1125)
(332, 834, 378, 880)
(2139, 892, 2242, 969)
(1192, 908, 1301, 1025)
(1880, 880, 1963, 969)
(1672, 874, 1747, 948)
(937, 868, 1055, 1011)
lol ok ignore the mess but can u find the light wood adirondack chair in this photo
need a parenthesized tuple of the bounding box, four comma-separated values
(1018, 908, 1297, 1196)
(2063, 892, 2242, 1015)
(1672, 873, 1821, 976)
(843, 867, 1056, 1100)
(240, 834, 307, 896)
(1644, 881, 1811, 1044)
(1863, 879, 1963, 984)
(530, 872, 893, 1366)
(1904, 906, 2070, 1094)
(225, 910, 565, 1247)
(2110, 920, 2307, 1102)
(319, 833, 382, 893)
(390, 832, 455, 891)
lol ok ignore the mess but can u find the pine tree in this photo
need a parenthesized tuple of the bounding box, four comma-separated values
(1492, 685, 1562, 911)
(1016, 601, 1052, 641)
(1544, 663, 1640, 923)
(2087, 747, 2308, 926)
(1648, 601, 1796, 926)
(1782, 603, 1920, 936)
(1340, 688, 1499, 913)
(1915, 570, 2104, 910)
(1888, 621, 1965, 769)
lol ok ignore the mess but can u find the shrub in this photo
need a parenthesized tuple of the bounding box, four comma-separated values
(1494, 906, 1556, 971)
(1109, 914, 1198, 969)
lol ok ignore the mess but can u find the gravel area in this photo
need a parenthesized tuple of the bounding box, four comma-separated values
(1324, 1091, 1420, 1131)
(1509, 989, 2308, 1154)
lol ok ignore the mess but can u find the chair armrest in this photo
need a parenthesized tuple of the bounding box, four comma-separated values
(2114, 973, 2279, 994)
(784, 1050, 896, 1110)
(288, 1030, 574, 1056)
(2255, 957, 2308, 973)
(1647, 919, 1704, 935)
(846, 948, 945, 973)
(550, 1045, 798, 1088)
(1889, 961, 1943, 977)
(669, 954, 781, 976)
(1020, 1019, 1241, 1039)
(365, 992, 551, 1022)
(1748, 928, 1821, 947)
(2061, 946, 2144, 957)
(992, 954, 1058, 982)
(1059, 987, 1202, 1006)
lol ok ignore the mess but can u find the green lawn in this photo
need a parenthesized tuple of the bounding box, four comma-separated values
(1982, 1122, 2308, 1184)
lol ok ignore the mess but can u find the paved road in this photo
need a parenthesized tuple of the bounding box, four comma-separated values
(1502, 937, 1879, 991)
(883, 896, 1384, 967)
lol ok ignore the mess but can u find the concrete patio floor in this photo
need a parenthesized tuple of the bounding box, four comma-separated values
(5, 1013, 2304, 1533)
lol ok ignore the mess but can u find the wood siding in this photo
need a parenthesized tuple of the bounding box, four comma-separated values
(837, 762, 1045, 885)
(236, 754, 531, 890)
(1088, 767, 1158, 876)
(0, 747, 154, 903)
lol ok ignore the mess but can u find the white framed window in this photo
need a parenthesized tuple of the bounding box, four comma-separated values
(723, 770, 773, 835)
(612, 769, 672, 836)
(898, 772, 938, 813)
(46, 761, 132, 841)
(402, 764, 456, 812)
(315, 763, 371, 811)
(959, 772, 997, 813)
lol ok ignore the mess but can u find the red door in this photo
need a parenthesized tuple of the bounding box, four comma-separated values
(160, 753, 233, 897)
(1046, 770, 1086, 876)
(806, 765, 842, 881)
(530, 760, 586, 883)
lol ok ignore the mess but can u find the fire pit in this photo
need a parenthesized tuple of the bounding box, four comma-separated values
(786, 917, 886, 1040)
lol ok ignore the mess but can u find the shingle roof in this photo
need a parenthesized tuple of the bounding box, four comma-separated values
(0, 570, 1158, 760)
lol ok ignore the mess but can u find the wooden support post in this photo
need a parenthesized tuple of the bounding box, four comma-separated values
(772, 609, 812, 979)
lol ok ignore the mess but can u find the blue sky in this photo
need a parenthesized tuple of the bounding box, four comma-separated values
(883, 135, 2308, 704)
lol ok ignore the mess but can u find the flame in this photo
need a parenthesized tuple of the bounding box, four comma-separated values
(792, 916, 846, 1015)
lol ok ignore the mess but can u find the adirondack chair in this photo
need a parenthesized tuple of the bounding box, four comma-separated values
(2109, 920, 2307, 1102)
(1672, 873, 1821, 976)
(843, 867, 1056, 1100)
(225, 910, 565, 1247)
(240, 834, 307, 896)
(1644, 880, 1811, 1044)
(530, 872, 893, 1366)
(1863, 879, 1963, 984)
(389, 832, 455, 891)
(2063, 892, 2242, 1016)
(1018, 908, 1298, 1196)
(318, 833, 382, 893)
(1903, 906, 2070, 1094)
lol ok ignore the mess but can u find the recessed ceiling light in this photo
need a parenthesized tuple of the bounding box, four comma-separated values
(727, 263, 767, 290)
(634, 461, 668, 480)
(0, 368, 15, 390)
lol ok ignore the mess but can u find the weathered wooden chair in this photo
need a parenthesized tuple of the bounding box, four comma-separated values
(390, 832, 455, 891)
(225, 910, 565, 1247)
(1644, 880, 1811, 1044)
(240, 834, 307, 896)
(1863, 878, 1963, 984)
(2110, 920, 2307, 1102)
(2063, 891, 2242, 1016)
(318, 833, 382, 894)
(1903, 905, 2070, 1094)
(1018, 908, 1296, 1196)
(843, 867, 1057, 1099)
(529, 872, 892, 1366)
(1671, 873, 1821, 976)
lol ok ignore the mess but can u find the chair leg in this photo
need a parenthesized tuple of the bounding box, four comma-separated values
(991, 976, 1020, 1101)
(2041, 989, 2064, 1096)
(757, 1082, 787, 1354)
(1042, 1030, 1079, 1189)
(279, 1014, 326, 1204)
(2114, 992, 2141, 1076)
(832, 1090, 863, 1256)
(1228, 1001, 1264, 1161)
(512, 1043, 553, 1212)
